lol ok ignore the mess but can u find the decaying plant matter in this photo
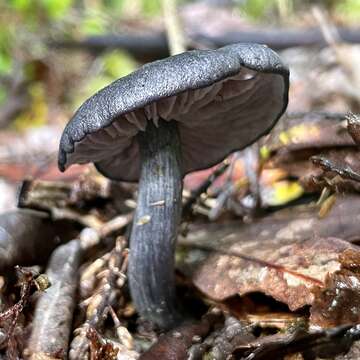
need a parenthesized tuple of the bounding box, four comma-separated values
(1, 103, 360, 359)
(69, 238, 129, 360)
(0, 267, 49, 359)
(2, 1, 360, 355)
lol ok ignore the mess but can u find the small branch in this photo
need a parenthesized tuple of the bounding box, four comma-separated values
(203, 316, 255, 359)
(311, 155, 360, 183)
(311, 6, 341, 46)
(18, 175, 133, 233)
(312, 6, 360, 101)
(183, 160, 229, 217)
(49, 27, 360, 61)
(27, 240, 83, 359)
(239, 324, 360, 359)
(70, 238, 128, 360)
(162, 0, 186, 55)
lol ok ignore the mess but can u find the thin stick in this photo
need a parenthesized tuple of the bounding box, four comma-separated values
(27, 240, 82, 359)
(311, 6, 340, 46)
(162, 0, 186, 55)
(312, 6, 360, 101)
(183, 160, 230, 217)
(70, 238, 128, 360)
(311, 155, 360, 183)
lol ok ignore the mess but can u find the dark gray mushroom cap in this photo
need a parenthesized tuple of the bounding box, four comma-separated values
(58, 43, 289, 181)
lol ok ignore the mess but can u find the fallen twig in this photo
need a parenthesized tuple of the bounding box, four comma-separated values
(69, 238, 129, 360)
(50, 27, 360, 61)
(18, 175, 133, 231)
(27, 240, 83, 360)
(18, 175, 111, 216)
(311, 155, 360, 182)
(183, 161, 229, 217)
(239, 324, 360, 359)
(162, 0, 186, 55)
(189, 316, 255, 360)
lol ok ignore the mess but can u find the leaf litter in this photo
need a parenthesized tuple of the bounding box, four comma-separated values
(2, 21, 360, 360)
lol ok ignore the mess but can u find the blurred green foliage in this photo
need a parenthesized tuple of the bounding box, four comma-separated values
(141, 0, 162, 17)
(75, 49, 137, 107)
(104, 0, 125, 12)
(0, 0, 359, 129)
(0, 25, 13, 76)
(0, 86, 6, 106)
(13, 82, 48, 130)
(10, 0, 74, 19)
(239, 0, 360, 22)
(1, 0, 358, 80)
(0, 0, 166, 79)
(336, 0, 360, 22)
(239, 0, 275, 20)
(80, 11, 108, 35)
(41, 0, 74, 19)
(103, 50, 137, 78)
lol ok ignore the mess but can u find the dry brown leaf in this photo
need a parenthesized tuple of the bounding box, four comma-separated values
(178, 196, 360, 326)
(181, 236, 351, 311)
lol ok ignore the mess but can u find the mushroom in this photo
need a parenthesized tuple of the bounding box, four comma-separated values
(58, 43, 289, 329)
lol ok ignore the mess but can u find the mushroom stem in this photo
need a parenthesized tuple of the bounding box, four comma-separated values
(129, 119, 183, 329)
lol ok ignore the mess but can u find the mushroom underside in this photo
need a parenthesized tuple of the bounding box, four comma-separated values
(66, 69, 285, 181)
